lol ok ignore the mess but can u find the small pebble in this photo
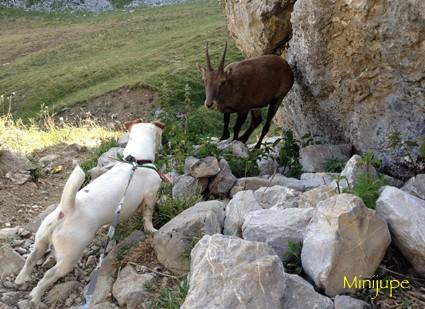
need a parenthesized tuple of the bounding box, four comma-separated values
(15, 247, 27, 254)
(3, 281, 15, 289)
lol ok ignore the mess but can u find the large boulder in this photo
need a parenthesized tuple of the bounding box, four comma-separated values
(208, 159, 237, 197)
(223, 190, 262, 236)
(376, 186, 425, 275)
(298, 185, 337, 208)
(300, 172, 336, 190)
(185, 156, 220, 178)
(242, 208, 315, 259)
(299, 144, 351, 172)
(230, 175, 304, 196)
(172, 175, 203, 199)
(253, 185, 300, 209)
(335, 295, 371, 309)
(283, 273, 334, 309)
(153, 201, 225, 274)
(275, 0, 425, 176)
(181, 234, 287, 309)
(0, 246, 25, 279)
(220, 0, 295, 57)
(302, 194, 391, 296)
(401, 174, 425, 200)
(112, 265, 153, 309)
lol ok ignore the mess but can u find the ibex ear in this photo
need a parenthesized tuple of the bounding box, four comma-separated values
(124, 119, 142, 131)
(152, 120, 165, 130)
(224, 67, 232, 79)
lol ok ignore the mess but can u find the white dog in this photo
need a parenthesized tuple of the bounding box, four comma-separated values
(15, 119, 165, 307)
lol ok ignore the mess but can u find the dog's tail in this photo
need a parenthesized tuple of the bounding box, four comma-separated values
(59, 165, 86, 215)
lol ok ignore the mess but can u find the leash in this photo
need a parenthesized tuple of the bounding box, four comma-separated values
(80, 155, 167, 309)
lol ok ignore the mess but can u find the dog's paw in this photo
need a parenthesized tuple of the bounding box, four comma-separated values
(144, 227, 158, 235)
(15, 274, 31, 288)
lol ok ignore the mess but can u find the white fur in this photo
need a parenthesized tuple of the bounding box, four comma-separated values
(15, 122, 163, 307)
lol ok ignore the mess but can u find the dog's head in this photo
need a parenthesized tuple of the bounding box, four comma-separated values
(123, 119, 165, 161)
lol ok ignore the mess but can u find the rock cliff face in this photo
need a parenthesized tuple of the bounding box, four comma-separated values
(222, 0, 425, 174)
(220, 0, 295, 57)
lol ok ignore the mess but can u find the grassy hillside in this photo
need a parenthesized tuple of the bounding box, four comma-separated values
(0, 0, 242, 120)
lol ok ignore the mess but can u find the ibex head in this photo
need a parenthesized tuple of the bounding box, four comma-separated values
(197, 42, 228, 110)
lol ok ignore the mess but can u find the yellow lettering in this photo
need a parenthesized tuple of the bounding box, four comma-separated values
(343, 276, 358, 289)
(400, 280, 410, 289)
(389, 280, 400, 297)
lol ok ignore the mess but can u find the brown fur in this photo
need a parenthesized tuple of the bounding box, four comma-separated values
(198, 43, 294, 148)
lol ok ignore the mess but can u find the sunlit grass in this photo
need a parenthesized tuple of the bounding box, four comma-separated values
(0, 112, 120, 155)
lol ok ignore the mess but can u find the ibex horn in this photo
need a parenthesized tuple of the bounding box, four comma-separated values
(219, 41, 227, 72)
(205, 42, 213, 71)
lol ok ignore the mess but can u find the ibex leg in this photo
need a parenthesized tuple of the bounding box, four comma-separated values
(220, 113, 230, 140)
(239, 109, 262, 143)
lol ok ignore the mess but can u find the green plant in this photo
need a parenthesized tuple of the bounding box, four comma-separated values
(324, 158, 346, 173)
(224, 149, 261, 178)
(193, 138, 221, 158)
(358, 151, 381, 171)
(332, 175, 350, 194)
(387, 131, 425, 175)
(277, 130, 302, 178)
(150, 278, 189, 309)
(351, 174, 388, 209)
(153, 184, 202, 229)
(283, 241, 303, 275)
(300, 133, 321, 147)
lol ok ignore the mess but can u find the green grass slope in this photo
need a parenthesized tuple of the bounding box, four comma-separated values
(0, 0, 242, 120)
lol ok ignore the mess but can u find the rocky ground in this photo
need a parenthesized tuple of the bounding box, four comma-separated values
(1, 131, 425, 308)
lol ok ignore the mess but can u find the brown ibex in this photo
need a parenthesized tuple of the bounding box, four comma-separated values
(198, 42, 294, 148)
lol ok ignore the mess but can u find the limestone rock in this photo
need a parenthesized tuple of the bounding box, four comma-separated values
(0, 150, 35, 176)
(153, 201, 225, 274)
(97, 147, 122, 169)
(242, 208, 315, 259)
(112, 265, 153, 309)
(302, 194, 391, 296)
(186, 156, 220, 178)
(299, 185, 337, 208)
(223, 190, 262, 236)
(208, 159, 236, 197)
(230, 175, 304, 196)
(91, 230, 144, 304)
(0, 228, 18, 241)
(300, 144, 351, 172)
(300, 172, 336, 190)
(376, 186, 425, 275)
(401, 174, 425, 200)
(117, 134, 129, 148)
(45, 281, 81, 306)
(257, 157, 278, 176)
(220, 0, 295, 57)
(335, 295, 371, 309)
(1, 292, 26, 307)
(253, 185, 300, 209)
(24, 204, 57, 233)
(181, 234, 287, 309)
(283, 273, 334, 309)
(275, 0, 425, 176)
(0, 246, 24, 279)
(217, 140, 249, 158)
(172, 175, 203, 199)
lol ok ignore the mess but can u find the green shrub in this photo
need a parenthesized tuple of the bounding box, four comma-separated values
(324, 158, 346, 173)
(283, 241, 303, 275)
(351, 174, 388, 209)
(277, 130, 302, 178)
(150, 278, 189, 309)
(224, 149, 261, 178)
(153, 184, 202, 229)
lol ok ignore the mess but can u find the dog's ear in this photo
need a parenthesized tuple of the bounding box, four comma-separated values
(124, 119, 142, 131)
(151, 120, 165, 130)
